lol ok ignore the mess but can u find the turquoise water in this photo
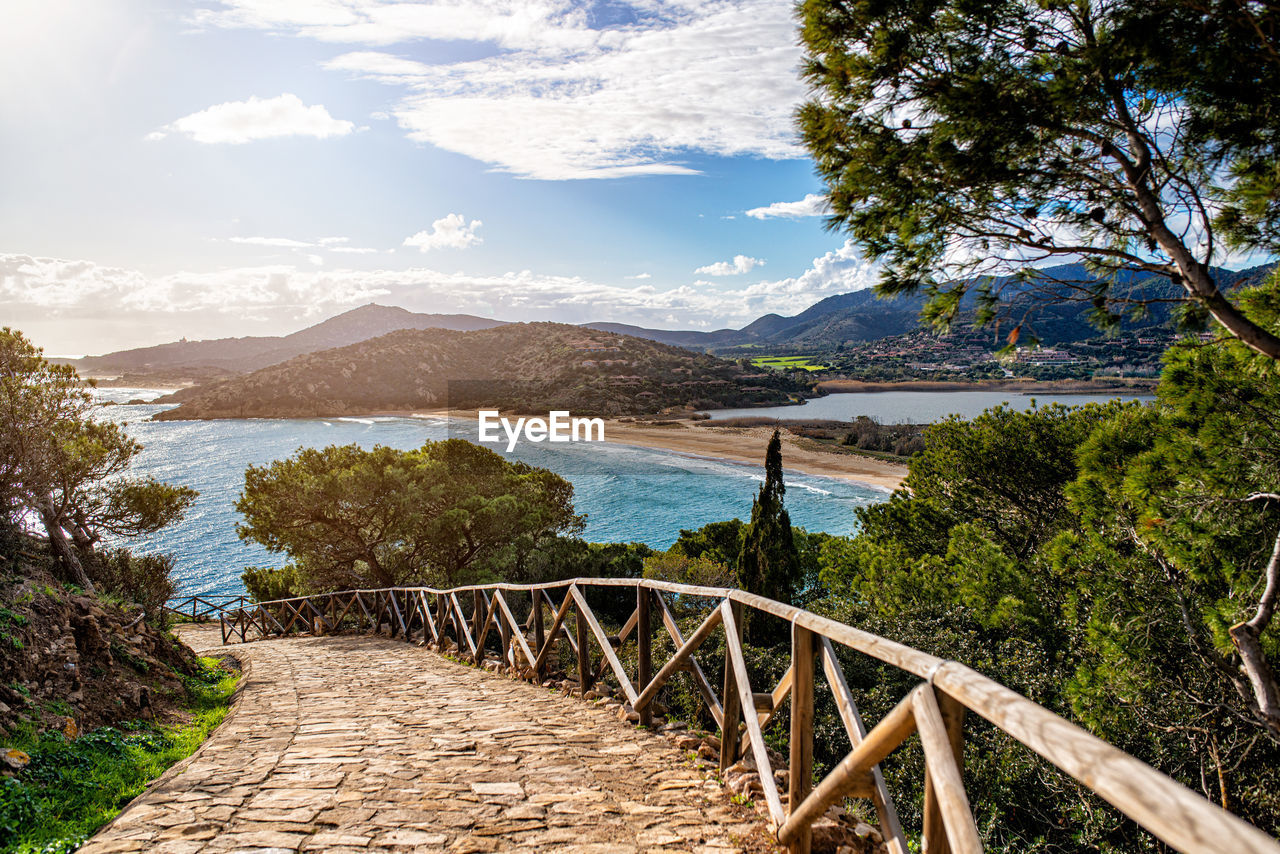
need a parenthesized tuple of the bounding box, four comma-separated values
(93, 389, 887, 598)
(709, 390, 1154, 424)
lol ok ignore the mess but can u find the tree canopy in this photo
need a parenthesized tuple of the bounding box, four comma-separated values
(797, 0, 1280, 356)
(0, 328, 195, 591)
(816, 278, 1280, 839)
(236, 439, 584, 592)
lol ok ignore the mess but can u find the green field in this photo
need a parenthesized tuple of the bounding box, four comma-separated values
(751, 356, 830, 372)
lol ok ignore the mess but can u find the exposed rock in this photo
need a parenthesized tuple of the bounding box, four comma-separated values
(674, 735, 703, 752)
(2, 747, 29, 770)
(0, 565, 204, 736)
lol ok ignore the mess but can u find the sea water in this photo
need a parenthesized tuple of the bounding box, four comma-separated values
(92, 389, 887, 597)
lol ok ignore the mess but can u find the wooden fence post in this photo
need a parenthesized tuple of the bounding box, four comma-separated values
(473, 589, 485, 665)
(575, 586, 592, 693)
(922, 689, 968, 854)
(498, 593, 512, 668)
(637, 586, 653, 727)
(532, 589, 546, 679)
(720, 599, 743, 772)
(436, 593, 447, 647)
(789, 622, 817, 854)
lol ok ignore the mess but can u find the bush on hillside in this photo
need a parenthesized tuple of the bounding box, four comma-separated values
(92, 548, 176, 626)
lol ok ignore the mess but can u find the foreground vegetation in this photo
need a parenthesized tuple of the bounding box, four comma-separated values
(2, 329, 227, 849)
(234, 284, 1280, 849)
(0, 658, 236, 853)
(651, 312, 1280, 847)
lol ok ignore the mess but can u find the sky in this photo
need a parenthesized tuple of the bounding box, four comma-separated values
(0, 0, 881, 356)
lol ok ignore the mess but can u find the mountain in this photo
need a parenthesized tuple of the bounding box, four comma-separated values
(580, 322, 747, 349)
(74, 304, 504, 380)
(584, 287, 924, 349)
(153, 322, 807, 420)
(75, 262, 1277, 387)
(586, 263, 1276, 352)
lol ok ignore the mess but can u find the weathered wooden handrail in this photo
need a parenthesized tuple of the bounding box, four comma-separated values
(219, 579, 1280, 854)
(164, 594, 247, 622)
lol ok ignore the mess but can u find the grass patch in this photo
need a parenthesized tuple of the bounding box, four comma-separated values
(750, 356, 830, 372)
(794, 435, 915, 464)
(0, 657, 237, 853)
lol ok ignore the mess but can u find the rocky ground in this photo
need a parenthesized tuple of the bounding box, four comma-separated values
(0, 535, 205, 743)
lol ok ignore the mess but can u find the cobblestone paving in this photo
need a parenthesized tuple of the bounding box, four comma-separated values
(81, 625, 771, 853)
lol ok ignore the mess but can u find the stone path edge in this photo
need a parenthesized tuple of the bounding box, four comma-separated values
(85, 640, 251, 842)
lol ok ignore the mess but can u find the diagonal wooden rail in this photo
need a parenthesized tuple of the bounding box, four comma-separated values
(220, 579, 1280, 854)
(164, 594, 248, 622)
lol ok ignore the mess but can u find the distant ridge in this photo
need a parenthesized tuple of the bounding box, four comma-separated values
(586, 262, 1276, 351)
(74, 304, 503, 380)
(583, 289, 921, 349)
(75, 262, 1276, 384)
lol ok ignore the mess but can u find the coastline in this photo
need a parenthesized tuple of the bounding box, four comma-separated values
(412, 409, 907, 491)
(599, 419, 905, 491)
(140, 400, 908, 491)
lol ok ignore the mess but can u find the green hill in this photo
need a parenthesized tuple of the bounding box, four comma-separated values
(153, 322, 807, 420)
(72, 304, 503, 382)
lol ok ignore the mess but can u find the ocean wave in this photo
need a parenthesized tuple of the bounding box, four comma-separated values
(785, 480, 833, 496)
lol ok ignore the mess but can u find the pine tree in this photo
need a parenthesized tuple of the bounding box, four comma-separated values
(796, 0, 1280, 359)
(736, 430, 801, 643)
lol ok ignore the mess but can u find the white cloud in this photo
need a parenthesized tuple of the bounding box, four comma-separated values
(229, 236, 314, 248)
(403, 214, 483, 252)
(625, 272, 652, 280)
(694, 255, 763, 276)
(739, 241, 878, 305)
(745, 193, 831, 219)
(196, 1, 807, 179)
(151, 94, 355, 144)
(227, 235, 379, 255)
(194, 0, 601, 51)
(0, 241, 879, 353)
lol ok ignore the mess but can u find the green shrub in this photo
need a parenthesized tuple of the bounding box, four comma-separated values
(91, 548, 175, 625)
(0, 658, 236, 853)
(241, 565, 302, 603)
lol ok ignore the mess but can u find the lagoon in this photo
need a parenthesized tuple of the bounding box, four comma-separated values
(708, 389, 1154, 424)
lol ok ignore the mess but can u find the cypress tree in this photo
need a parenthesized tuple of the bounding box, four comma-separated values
(736, 430, 801, 643)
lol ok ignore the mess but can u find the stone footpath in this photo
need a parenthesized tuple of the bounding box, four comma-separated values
(80, 625, 776, 853)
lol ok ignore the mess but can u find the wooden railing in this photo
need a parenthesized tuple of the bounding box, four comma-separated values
(165, 594, 248, 622)
(219, 579, 1280, 854)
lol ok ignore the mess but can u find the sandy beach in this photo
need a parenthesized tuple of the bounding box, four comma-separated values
(600, 419, 906, 491)
(414, 409, 907, 491)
